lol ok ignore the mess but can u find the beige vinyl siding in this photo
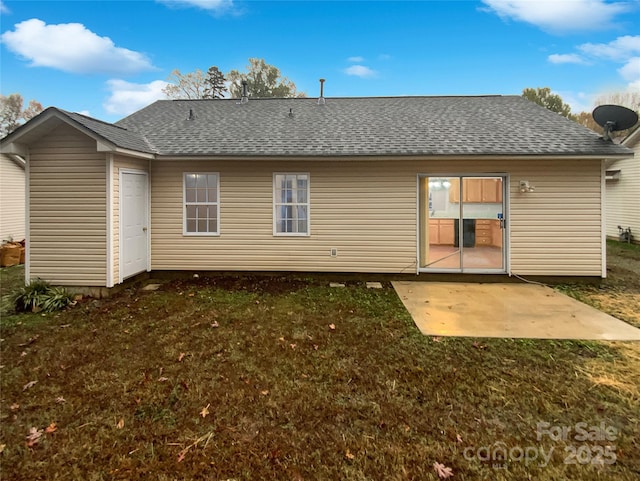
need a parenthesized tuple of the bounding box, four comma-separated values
(152, 160, 417, 273)
(606, 139, 639, 240)
(507, 160, 603, 276)
(0, 154, 25, 242)
(112, 155, 149, 283)
(28, 124, 107, 285)
(150, 158, 603, 276)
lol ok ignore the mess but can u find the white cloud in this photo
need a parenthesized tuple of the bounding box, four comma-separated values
(77, 110, 92, 117)
(547, 53, 587, 65)
(104, 79, 169, 116)
(158, 0, 234, 12)
(618, 57, 640, 82)
(347, 56, 364, 63)
(0, 19, 155, 75)
(549, 36, 640, 91)
(481, 0, 630, 33)
(578, 35, 640, 61)
(556, 90, 594, 114)
(344, 65, 376, 78)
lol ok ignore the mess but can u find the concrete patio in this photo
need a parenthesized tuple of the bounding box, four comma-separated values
(392, 281, 640, 340)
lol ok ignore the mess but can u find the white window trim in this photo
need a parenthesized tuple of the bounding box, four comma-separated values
(273, 172, 310, 237)
(183, 172, 220, 236)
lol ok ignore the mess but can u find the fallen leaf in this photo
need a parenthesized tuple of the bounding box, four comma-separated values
(158, 377, 169, 382)
(178, 352, 186, 362)
(329, 324, 336, 331)
(45, 423, 57, 434)
(260, 390, 269, 396)
(116, 418, 125, 429)
(18, 335, 40, 347)
(200, 403, 210, 418)
(345, 449, 355, 460)
(210, 321, 219, 328)
(0, 444, 5, 454)
(188, 293, 195, 297)
(456, 434, 463, 443)
(433, 462, 454, 479)
(431, 336, 442, 342)
(23, 380, 37, 391)
(278, 337, 285, 342)
(55, 396, 66, 404)
(290, 343, 297, 349)
(10, 403, 19, 411)
(472, 342, 487, 350)
(20, 351, 27, 357)
(26, 427, 43, 447)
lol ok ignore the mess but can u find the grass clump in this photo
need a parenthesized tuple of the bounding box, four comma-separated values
(13, 278, 73, 313)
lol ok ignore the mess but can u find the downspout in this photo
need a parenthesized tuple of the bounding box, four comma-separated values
(24, 151, 30, 285)
(601, 159, 607, 279)
(106, 153, 114, 288)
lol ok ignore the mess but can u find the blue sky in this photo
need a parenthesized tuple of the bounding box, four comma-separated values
(1, 0, 639, 122)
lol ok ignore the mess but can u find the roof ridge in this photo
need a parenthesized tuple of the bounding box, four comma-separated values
(162, 94, 509, 102)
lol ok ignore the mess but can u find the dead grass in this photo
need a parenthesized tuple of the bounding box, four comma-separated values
(0, 259, 639, 480)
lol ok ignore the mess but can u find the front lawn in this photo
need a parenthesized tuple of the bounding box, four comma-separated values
(1, 265, 639, 479)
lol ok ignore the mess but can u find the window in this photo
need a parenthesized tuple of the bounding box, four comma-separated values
(184, 173, 219, 235)
(273, 173, 309, 235)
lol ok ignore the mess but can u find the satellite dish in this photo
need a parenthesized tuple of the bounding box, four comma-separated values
(592, 104, 639, 141)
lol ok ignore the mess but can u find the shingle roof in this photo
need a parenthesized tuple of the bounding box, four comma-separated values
(113, 96, 632, 157)
(61, 110, 155, 154)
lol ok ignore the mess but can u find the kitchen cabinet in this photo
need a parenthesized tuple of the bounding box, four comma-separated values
(431, 218, 502, 247)
(481, 179, 503, 203)
(491, 220, 503, 248)
(448, 178, 460, 203)
(448, 178, 503, 203)
(428, 219, 455, 245)
(475, 219, 492, 246)
(439, 219, 455, 245)
(476, 219, 502, 247)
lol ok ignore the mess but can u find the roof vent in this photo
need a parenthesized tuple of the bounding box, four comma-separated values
(187, 108, 195, 120)
(240, 80, 249, 104)
(318, 78, 326, 105)
(288, 108, 294, 118)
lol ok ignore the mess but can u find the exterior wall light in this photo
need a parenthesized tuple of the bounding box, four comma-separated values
(519, 180, 535, 193)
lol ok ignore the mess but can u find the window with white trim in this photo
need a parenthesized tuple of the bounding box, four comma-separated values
(184, 173, 219, 235)
(273, 173, 309, 235)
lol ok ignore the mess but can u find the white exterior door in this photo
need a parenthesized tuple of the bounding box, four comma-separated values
(121, 171, 148, 280)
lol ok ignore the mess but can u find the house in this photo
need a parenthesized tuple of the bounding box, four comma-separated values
(0, 95, 633, 291)
(605, 126, 639, 243)
(0, 153, 26, 243)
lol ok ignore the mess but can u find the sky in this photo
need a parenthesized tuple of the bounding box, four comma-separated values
(1, 0, 639, 123)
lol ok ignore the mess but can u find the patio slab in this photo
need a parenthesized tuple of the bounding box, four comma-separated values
(392, 282, 640, 340)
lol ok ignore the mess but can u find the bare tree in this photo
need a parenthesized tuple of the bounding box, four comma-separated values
(227, 58, 305, 99)
(574, 91, 640, 139)
(162, 69, 208, 100)
(1, 94, 43, 137)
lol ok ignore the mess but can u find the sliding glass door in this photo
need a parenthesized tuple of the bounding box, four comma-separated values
(419, 175, 506, 272)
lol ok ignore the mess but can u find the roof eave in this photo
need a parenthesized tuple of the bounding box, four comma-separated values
(0, 107, 154, 159)
(153, 152, 631, 162)
(96, 142, 155, 159)
(622, 125, 640, 147)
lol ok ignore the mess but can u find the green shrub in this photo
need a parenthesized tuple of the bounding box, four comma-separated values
(13, 279, 73, 313)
